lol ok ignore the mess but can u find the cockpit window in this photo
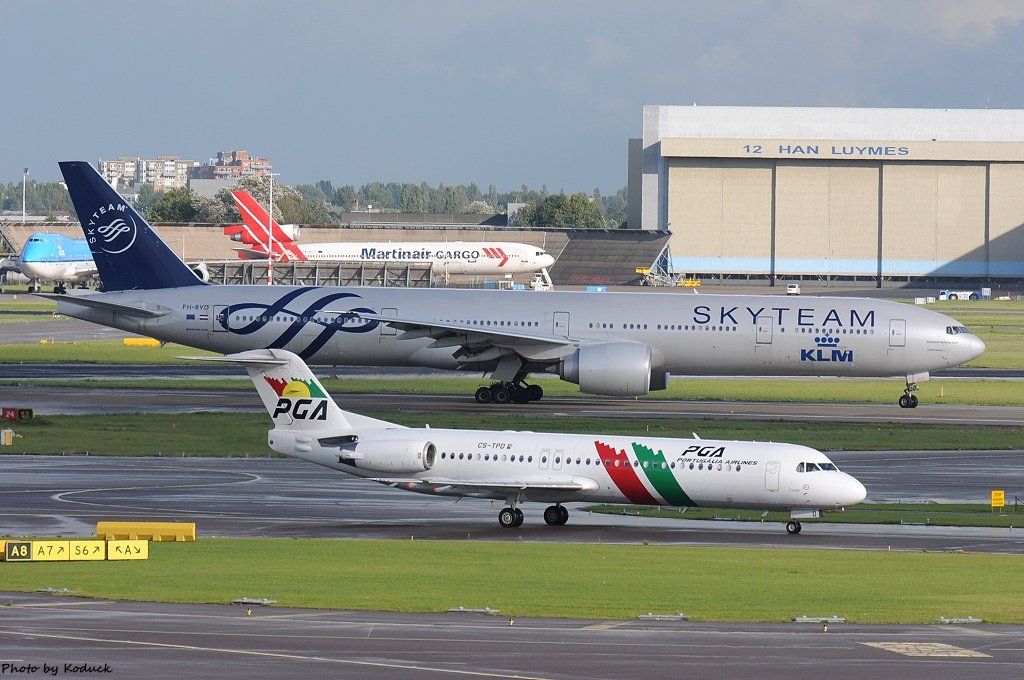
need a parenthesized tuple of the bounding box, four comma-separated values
(946, 326, 971, 335)
(797, 462, 831, 472)
(819, 463, 837, 471)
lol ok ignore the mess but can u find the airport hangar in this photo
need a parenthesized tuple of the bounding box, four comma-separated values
(628, 105, 1024, 286)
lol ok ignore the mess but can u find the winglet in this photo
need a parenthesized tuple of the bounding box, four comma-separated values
(58, 161, 206, 291)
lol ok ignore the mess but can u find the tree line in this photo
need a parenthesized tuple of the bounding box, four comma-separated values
(1, 176, 628, 229)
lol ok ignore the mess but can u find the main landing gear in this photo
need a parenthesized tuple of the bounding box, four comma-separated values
(497, 504, 569, 528)
(475, 381, 544, 405)
(786, 520, 802, 535)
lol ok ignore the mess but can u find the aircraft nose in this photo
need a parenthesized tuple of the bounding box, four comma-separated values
(965, 334, 986, 362)
(839, 474, 867, 507)
(540, 254, 555, 268)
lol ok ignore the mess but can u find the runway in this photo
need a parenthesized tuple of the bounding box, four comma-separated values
(5, 383, 1023, 425)
(3, 454, 1023, 553)
(4, 590, 1023, 680)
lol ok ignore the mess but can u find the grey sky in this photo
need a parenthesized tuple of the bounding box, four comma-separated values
(4, 0, 1024, 192)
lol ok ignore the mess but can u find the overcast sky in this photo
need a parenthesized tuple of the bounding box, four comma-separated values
(4, 0, 1024, 192)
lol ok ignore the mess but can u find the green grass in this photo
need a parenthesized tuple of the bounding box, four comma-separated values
(2, 539, 1023, 623)
(0, 339, 218, 363)
(590, 503, 1024, 528)
(2, 412, 1022, 455)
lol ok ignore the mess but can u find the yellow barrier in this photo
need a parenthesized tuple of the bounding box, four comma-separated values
(32, 540, 71, 562)
(70, 540, 107, 561)
(107, 540, 149, 560)
(96, 521, 196, 542)
(0, 539, 6, 560)
(123, 337, 162, 347)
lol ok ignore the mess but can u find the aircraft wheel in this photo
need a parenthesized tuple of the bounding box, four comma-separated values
(557, 505, 569, 525)
(898, 394, 911, 409)
(492, 386, 512, 404)
(786, 520, 802, 535)
(513, 508, 524, 527)
(474, 387, 493, 404)
(498, 508, 518, 528)
(543, 505, 562, 526)
(908, 394, 919, 408)
(511, 388, 530, 404)
(526, 385, 544, 402)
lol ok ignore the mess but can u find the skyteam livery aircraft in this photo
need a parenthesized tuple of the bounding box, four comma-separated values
(192, 347, 867, 532)
(227, 189, 556, 276)
(49, 161, 984, 408)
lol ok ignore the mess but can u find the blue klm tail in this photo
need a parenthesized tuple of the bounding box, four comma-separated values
(58, 161, 206, 291)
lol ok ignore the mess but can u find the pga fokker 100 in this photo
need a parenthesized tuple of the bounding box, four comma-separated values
(48, 161, 984, 408)
(193, 347, 867, 532)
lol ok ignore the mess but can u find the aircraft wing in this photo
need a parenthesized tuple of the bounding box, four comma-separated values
(371, 477, 597, 494)
(34, 293, 171, 318)
(343, 311, 579, 363)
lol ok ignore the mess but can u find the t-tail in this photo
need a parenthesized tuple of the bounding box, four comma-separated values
(183, 349, 400, 458)
(58, 161, 206, 291)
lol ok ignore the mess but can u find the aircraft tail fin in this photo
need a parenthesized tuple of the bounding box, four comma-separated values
(58, 161, 206, 291)
(230, 190, 306, 261)
(184, 349, 399, 433)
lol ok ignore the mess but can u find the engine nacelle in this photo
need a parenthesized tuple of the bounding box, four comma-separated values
(224, 224, 300, 244)
(560, 341, 653, 397)
(348, 439, 436, 474)
(190, 262, 210, 282)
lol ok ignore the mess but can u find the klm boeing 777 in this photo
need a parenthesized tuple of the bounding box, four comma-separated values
(192, 347, 867, 532)
(45, 161, 985, 408)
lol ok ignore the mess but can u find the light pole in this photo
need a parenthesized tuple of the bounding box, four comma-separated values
(22, 167, 29, 223)
(267, 172, 280, 285)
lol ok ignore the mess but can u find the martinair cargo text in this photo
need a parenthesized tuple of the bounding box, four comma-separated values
(227, 190, 554, 276)
(192, 347, 867, 532)
(48, 161, 985, 408)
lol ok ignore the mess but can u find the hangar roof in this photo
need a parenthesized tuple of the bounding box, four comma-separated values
(644, 105, 1024, 143)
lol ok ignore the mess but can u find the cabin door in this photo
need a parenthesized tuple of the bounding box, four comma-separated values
(765, 461, 780, 492)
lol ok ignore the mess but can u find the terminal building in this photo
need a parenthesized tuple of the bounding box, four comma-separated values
(629, 105, 1024, 283)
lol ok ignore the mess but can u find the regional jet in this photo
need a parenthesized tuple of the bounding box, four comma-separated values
(191, 347, 867, 532)
(47, 161, 985, 408)
(227, 190, 555, 276)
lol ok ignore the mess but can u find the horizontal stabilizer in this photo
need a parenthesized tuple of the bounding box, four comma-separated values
(36, 293, 169, 318)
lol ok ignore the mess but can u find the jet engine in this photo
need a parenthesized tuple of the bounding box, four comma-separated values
(225, 224, 300, 244)
(560, 341, 656, 397)
(190, 262, 210, 283)
(348, 440, 436, 474)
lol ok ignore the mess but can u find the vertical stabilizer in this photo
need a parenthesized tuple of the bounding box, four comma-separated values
(184, 349, 399, 433)
(58, 161, 206, 291)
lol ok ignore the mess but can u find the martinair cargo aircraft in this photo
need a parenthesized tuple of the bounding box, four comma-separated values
(227, 189, 556, 276)
(192, 347, 867, 532)
(49, 161, 984, 408)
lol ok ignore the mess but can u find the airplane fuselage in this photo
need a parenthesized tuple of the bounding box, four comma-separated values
(56, 286, 983, 380)
(19, 233, 96, 284)
(288, 241, 553, 276)
(270, 425, 866, 511)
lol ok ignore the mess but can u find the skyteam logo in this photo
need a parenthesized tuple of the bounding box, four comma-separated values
(264, 375, 329, 420)
(800, 335, 854, 363)
(86, 203, 137, 254)
(218, 289, 380, 359)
